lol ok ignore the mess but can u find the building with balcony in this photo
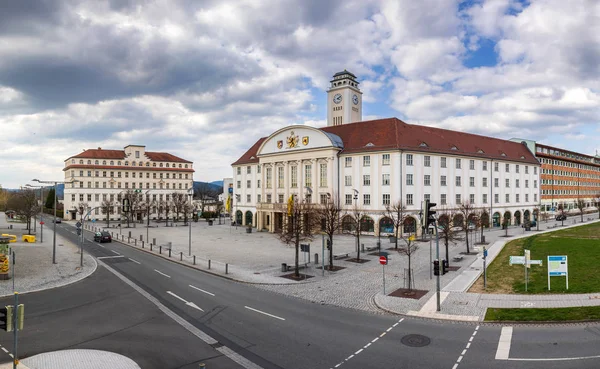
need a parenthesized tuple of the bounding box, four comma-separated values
(63, 145, 194, 221)
(231, 71, 541, 235)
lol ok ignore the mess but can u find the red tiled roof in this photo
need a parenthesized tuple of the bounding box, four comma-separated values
(69, 149, 192, 163)
(233, 118, 540, 165)
(232, 137, 267, 165)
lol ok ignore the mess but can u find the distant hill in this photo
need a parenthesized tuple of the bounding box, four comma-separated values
(210, 180, 223, 187)
(193, 181, 222, 194)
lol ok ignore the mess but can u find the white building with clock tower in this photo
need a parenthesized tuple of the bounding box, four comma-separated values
(327, 70, 362, 126)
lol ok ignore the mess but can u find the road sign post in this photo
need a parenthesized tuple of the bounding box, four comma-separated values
(379, 255, 388, 294)
(509, 250, 542, 291)
(483, 246, 487, 290)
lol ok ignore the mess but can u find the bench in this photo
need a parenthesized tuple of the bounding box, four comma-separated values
(283, 263, 309, 272)
(333, 253, 350, 260)
(365, 246, 378, 252)
(452, 255, 464, 262)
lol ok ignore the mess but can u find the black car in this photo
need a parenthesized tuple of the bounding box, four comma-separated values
(53, 218, 62, 223)
(556, 214, 567, 221)
(94, 231, 112, 243)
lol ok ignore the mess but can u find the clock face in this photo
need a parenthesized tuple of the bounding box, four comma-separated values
(333, 93, 342, 104)
(353, 94, 359, 105)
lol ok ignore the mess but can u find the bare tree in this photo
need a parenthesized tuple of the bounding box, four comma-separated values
(437, 208, 460, 264)
(385, 200, 407, 250)
(345, 204, 365, 261)
(161, 200, 172, 226)
(458, 201, 475, 253)
(77, 202, 89, 221)
(278, 197, 321, 278)
(478, 209, 489, 241)
(533, 206, 541, 231)
(0, 185, 9, 211)
(576, 198, 586, 222)
(557, 202, 566, 226)
(171, 192, 187, 222)
(7, 189, 38, 234)
(100, 200, 113, 227)
(183, 202, 193, 225)
(316, 194, 342, 270)
(195, 183, 219, 214)
(397, 233, 419, 291)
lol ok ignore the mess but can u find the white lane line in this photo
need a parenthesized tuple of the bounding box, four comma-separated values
(1, 347, 7, 353)
(189, 284, 215, 296)
(110, 250, 120, 255)
(386, 327, 393, 332)
(354, 349, 363, 355)
(507, 355, 600, 361)
(371, 337, 379, 343)
(167, 291, 188, 304)
(379, 332, 386, 337)
(452, 325, 479, 369)
(495, 326, 513, 360)
(154, 269, 171, 278)
(96, 244, 105, 248)
(128, 258, 141, 264)
(98, 260, 261, 369)
(244, 306, 285, 321)
(345, 355, 354, 361)
(97, 255, 125, 259)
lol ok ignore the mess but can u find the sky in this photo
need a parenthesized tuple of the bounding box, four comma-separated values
(0, 0, 599, 189)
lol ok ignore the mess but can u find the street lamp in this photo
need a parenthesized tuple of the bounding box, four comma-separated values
(32, 178, 79, 264)
(188, 188, 194, 256)
(25, 184, 43, 236)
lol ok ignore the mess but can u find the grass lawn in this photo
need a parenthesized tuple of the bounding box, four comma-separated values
(470, 221, 600, 294)
(485, 306, 600, 322)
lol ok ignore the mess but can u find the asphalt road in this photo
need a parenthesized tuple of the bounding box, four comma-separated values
(2, 222, 600, 369)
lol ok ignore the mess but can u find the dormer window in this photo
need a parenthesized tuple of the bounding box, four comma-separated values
(110, 161, 114, 165)
(501, 152, 506, 157)
(159, 163, 163, 167)
(477, 149, 484, 154)
(365, 142, 374, 147)
(125, 161, 129, 166)
(520, 156, 525, 159)
(153, 163, 156, 167)
(179, 164, 182, 168)
(419, 142, 428, 147)
(451, 146, 458, 151)
(118, 161, 121, 165)
(146, 162, 150, 167)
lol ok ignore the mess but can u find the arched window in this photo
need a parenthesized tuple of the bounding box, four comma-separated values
(132, 161, 136, 166)
(87, 160, 91, 164)
(146, 162, 150, 167)
(438, 214, 450, 227)
(110, 161, 114, 165)
(102, 160, 106, 165)
(118, 161, 121, 165)
(139, 162, 143, 166)
(179, 164, 182, 168)
(166, 163, 170, 168)
(360, 216, 374, 232)
(379, 217, 394, 234)
(341, 215, 356, 232)
(95, 160, 99, 165)
(403, 217, 416, 234)
(160, 163, 163, 167)
(125, 161, 129, 166)
(185, 164, 188, 168)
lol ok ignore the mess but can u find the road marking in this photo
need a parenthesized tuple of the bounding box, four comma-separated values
(128, 258, 141, 264)
(110, 250, 120, 255)
(452, 325, 479, 369)
(154, 269, 171, 278)
(189, 284, 215, 296)
(167, 291, 187, 303)
(244, 306, 285, 321)
(96, 244, 105, 248)
(329, 318, 404, 369)
(97, 255, 125, 259)
(98, 261, 261, 369)
(495, 326, 513, 360)
(507, 355, 600, 361)
(166, 291, 205, 312)
(1, 347, 7, 353)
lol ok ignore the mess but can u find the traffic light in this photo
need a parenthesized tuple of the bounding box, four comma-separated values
(1, 305, 13, 332)
(424, 200, 437, 228)
(122, 198, 130, 213)
(326, 239, 331, 250)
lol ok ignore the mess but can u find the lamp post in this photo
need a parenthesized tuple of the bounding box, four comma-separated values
(188, 188, 194, 256)
(352, 188, 359, 252)
(25, 184, 43, 235)
(33, 178, 78, 264)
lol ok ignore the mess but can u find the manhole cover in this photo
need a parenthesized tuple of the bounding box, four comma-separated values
(401, 334, 431, 347)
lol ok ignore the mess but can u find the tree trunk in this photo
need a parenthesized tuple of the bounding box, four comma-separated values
(356, 233, 361, 261)
(407, 254, 412, 291)
(394, 228, 399, 250)
(445, 239, 449, 264)
(328, 236, 333, 270)
(465, 229, 470, 253)
(294, 237, 300, 278)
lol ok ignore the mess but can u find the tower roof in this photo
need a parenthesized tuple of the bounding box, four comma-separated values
(332, 69, 357, 79)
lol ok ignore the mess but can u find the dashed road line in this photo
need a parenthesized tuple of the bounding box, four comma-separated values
(189, 284, 215, 296)
(110, 249, 120, 255)
(97, 255, 126, 260)
(244, 306, 285, 321)
(452, 325, 479, 369)
(330, 318, 404, 369)
(154, 269, 171, 278)
(128, 258, 141, 264)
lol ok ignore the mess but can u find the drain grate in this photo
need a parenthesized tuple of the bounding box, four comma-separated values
(401, 334, 431, 347)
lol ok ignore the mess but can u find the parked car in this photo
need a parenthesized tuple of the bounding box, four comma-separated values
(555, 214, 567, 221)
(53, 218, 62, 223)
(94, 231, 112, 243)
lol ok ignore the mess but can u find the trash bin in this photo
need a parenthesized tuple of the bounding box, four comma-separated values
(208, 220, 213, 226)
(481, 235, 486, 243)
(281, 263, 287, 272)
(246, 227, 252, 233)
(442, 259, 448, 275)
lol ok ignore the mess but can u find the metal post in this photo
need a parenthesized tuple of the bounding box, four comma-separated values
(382, 264, 386, 295)
(52, 181, 57, 264)
(435, 221, 441, 312)
(429, 239, 432, 280)
(225, 263, 228, 274)
(193, 255, 196, 265)
(80, 214, 84, 268)
(208, 259, 211, 269)
(321, 234, 325, 277)
(483, 246, 487, 290)
(13, 292, 18, 369)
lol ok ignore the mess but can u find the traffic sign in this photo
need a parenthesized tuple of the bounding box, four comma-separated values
(40, 221, 44, 225)
(509, 256, 525, 265)
(228, 187, 233, 194)
(75, 222, 81, 228)
(379, 255, 388, 265)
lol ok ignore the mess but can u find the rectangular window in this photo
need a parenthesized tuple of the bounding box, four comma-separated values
(441, 194, 447, 205)
(363, 194, 371, 205)
(456, 158, 461, 169)
(525, 180, 529, 188)
(257, 180, 261, 188)
(494, 162, 499, 172)
(525, 194, 529, 202)
(345, 194, 352, 205)
(363, 156, 370, 167)
(516, 165, 520, 173)
(291, 166, 298, 188)
(257, 194, 261, 203)
(483, 194, 488, 204)
(257, 165, 261, 174)
(406, 174, 413, 185)
(266, 194, 272, 203)
(246, 180, 251, 189)
(247, 166, 251, 174)
(266, 167, 272, 188)
(483, 161, 487, 171)
(441, 175, 447, 186)
(456, 194, 461, 204)
(320, 164, 327, 187)
(237, 167, 241, 175)
(87, 171, 91, 176)
(494, 178, 499, 187)
(247, 194, 251, 203)
(79, 194, 84, 201)
(505, 163, 510, 172)
(469, 177, 475, 187)
(534, 180, 537, 188)
(534, 167, 537, 175)
(424, 194, 430, 202)
(382, 194, 390, 205)
(103, 171, 107, 177)
(382, 174, 390, 186)
(406, 154, 413, 166)
(506, 194, 510, 203)
(319, 194, 327, 204)
(237, 181, 241, 189)
(87, 181, 91, 188)
(278, 167, 284, 188)
(79, 170, 83, 176)
(345, 175, 352, 186)
(483, 178, 488, 187)
(494, 194, 499, 203)
(103, 182, 107, 188)
(278, 194, 284, 203)
(469, 194, 475, 204)
(534, 194, 537, 202)
(363, 175, 370, 186)
(469, 160, 475, 170)
(406, 194, 413, 206)
(382, 154, 390, 166)
(455, 176, 461, 186)
(304, 165, 312, 187)
(505, 178, 510, 187)
(135, 151, 140, 158)
(424, 175, 431, 186)
(516, 179, 520, 188)
(345, 157, 352, 167)
(441, 157, 447, 168)
(424, 156, 431, 167)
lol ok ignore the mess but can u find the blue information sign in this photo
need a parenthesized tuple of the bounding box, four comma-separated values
(228, 187, 233, 194)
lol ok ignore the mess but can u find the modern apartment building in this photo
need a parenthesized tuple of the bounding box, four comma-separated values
(232, 71, 541, 235)
(63, 145, 194, 221)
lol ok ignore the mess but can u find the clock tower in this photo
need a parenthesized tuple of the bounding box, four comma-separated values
(326, 70, 362, 127)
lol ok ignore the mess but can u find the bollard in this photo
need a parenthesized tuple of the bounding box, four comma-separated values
(193, 255, 196, 265)
(225, 263, 228, 274)
(315, 253, 319, 265)
(180, 252, 183, 261)
(153, 238, 156, 245)
(142, 241, 144, 248)
(134, 239, 137, 246)
(160, 246, 162, 254)
(169, 248, 171, 258)
(208, 260, 211, 269)
(361, 243, 365, 252)
(128, 231, 131, 238)
(150, 243, 153, 251)
(140, 235, 143, 241)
